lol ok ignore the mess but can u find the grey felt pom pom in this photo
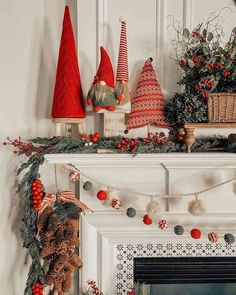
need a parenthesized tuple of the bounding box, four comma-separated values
(224, 233, 235, 244)
(83, 181, 93, 191)
(174, 225, 184, 235)
(126, 207, 136, 218)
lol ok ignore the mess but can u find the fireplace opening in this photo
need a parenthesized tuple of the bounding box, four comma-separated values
(134, 257, 236, 295)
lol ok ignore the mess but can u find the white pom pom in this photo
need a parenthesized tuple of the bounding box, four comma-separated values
(119, 16, 125, 23)
(146, 198, 162, 220)
(188, 196, 206, 216)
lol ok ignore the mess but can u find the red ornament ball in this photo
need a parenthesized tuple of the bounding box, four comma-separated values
(97, 190, 108, 201)
(143, 214, 153, 225)
(191, 228, 202, 239)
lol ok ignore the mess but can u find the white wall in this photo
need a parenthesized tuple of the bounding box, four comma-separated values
(0, 0, 77, 294)
(0, 0, 235, 294)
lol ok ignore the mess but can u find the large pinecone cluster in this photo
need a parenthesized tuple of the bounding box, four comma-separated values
(38, 207, 83, 295)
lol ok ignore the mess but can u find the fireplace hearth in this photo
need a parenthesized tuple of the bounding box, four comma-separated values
(134, 257, 236, 294)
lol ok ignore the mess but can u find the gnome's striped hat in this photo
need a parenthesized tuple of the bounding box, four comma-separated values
(116, 18, 129, 82)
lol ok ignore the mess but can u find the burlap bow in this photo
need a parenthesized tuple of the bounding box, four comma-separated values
(38, 190, 92, 215)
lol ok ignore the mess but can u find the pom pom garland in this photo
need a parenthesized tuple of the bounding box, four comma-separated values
(146, 198, 161, 220)
(83, 181, 93, 191)
(191, 228, 202, 239)
(158, 220, 168, 230)
(111, 199, 122, 209)
(97, 190, 108, 201)
(174, 225, 184, 235)
(208, 232, 218, 243)
(126, 207, 136, 218)
(143, 214, 153, 225)
(69, 171, 80, 182)
(224, 233, 235, 244)
(188, 195, 206, 216)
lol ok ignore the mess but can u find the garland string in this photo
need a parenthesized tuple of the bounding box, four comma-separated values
(63, 164, 236, 199)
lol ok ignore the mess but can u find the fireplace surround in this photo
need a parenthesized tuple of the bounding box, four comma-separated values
(45, 153, 236, 294)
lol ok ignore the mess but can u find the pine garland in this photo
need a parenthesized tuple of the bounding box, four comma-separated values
(5, 134, 233, 295)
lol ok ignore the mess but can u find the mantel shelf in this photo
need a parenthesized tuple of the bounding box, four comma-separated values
(44, 153, 236, 168)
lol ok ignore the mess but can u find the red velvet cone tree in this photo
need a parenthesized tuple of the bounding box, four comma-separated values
(51, 6, 86, 119)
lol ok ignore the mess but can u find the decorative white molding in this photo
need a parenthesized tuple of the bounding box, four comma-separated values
(45, 153, 236, 168)
(156, 0, 166, 90)
(183, 0, 193, 29)
(80, 213, 236, 295)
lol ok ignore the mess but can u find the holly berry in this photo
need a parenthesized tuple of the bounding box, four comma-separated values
(2, 141, 7, 146)
(97, 190, 108, 201)
(31, 282, 43, 295)
(143, 214, 153, 225)
(31, 179, 43, 212)
(223, 71, 231, 77)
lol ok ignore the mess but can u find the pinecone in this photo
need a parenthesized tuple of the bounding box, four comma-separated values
(54, 277, 63, 293)
(73, 237, 80, 247)
(69, 253, 83, 268)
(67, 211, 80, 220)
(40, 240, 57, 259)
(62, 273, 72, 293)
(52, 253, 69, 273)
(47, 212, 60, 234)
(37, 207, 53, 231)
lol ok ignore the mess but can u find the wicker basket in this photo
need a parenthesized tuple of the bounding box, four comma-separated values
(207, 93, 236, 122)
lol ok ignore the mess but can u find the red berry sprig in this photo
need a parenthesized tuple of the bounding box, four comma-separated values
(90, 132, 100, 143)
(3, 137, 40, 156)
(31, 282, 43, 295)
(116, 137, 138, 153)
(31, 179, 43, 212)
(87, 280, 102, 295)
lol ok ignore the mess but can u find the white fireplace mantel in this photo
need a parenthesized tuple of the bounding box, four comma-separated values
(45, 153, 236, 168)
(44, 153, 236, 295)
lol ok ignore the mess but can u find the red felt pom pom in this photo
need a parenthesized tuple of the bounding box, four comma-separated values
(97, 190, 108, 201)
(143, 214, 153, 225)
(191, 228, 201, 239)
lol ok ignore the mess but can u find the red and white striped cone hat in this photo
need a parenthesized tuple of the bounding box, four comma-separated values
(116, 17, 129, 82)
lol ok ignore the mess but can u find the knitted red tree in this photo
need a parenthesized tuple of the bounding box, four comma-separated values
(127, 58, 169, 130)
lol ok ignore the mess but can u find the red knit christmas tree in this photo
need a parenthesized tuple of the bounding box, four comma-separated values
(51, 6, 86, 119)
(126, 58, 169, 130)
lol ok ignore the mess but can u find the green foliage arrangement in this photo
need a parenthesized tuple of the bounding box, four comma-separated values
(3, 134, 235, 294)
(165, 10, 236, 125)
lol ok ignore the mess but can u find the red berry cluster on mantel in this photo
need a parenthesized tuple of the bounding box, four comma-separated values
(31, 179, 44, 212)
(31, 282, 43, 295)
(116, 132, 169, 153)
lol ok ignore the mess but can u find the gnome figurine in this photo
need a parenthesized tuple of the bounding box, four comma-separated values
(115, 17, 130, 105)
(87, 47, 118, 112)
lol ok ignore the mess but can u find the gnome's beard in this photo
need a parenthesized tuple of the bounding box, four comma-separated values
(115, 81, 130, 105)
(88, 83, 114, 103)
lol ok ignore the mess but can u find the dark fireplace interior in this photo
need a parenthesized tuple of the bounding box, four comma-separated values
(134, 257, 236, 295)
